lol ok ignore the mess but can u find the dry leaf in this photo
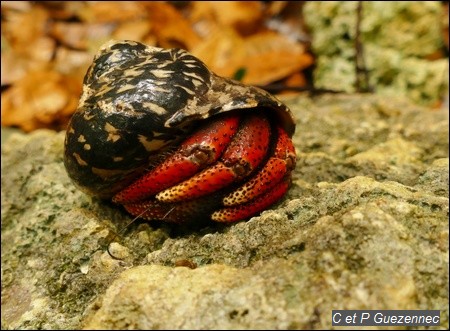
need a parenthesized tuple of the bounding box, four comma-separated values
(193, 29, 313, 86)
(263, 1, 288, 17)
(1, 1, 315, 132)
(53, 47, 93, 76)
(190, 27, 246, 79)
(36, 1, 86, 20)
(264, 2, 310, 44)
(1, 37, 55, 85)
(113, 20, 152, 42)
(144, 2, 201, 49)
(1, 70, 81, 131)
(1, 6, 54, 85)
(78, 2, 147, 24)
(1, 1, 32, 12)
(2, 6, 48, 44)
(189, 1, 264, 36)
(278, 72, 308, 95)
(240, 31, 313, 85)
(51, 22, 115, 50)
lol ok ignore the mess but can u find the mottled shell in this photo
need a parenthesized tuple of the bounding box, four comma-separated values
(64, 40, 295, 198)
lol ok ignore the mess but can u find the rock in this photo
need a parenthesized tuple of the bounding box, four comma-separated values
(1, 94, 448, 329)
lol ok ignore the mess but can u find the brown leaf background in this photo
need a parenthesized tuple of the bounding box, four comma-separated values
(1, 1, 313, 132)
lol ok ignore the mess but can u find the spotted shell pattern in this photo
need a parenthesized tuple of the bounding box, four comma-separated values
(64, 40, 295, 199)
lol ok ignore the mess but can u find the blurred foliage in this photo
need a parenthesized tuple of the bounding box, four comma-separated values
(304, 1, 449, 106)
(1, 1, 448, 132)
(1, 1, 313, 132)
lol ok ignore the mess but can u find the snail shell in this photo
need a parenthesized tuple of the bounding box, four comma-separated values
(64, 40, 295, 198)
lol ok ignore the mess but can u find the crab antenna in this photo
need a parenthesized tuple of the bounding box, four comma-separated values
(162, 206, 176, 220)
(106, 207, 150, 260)
(106, 204, 178, 259)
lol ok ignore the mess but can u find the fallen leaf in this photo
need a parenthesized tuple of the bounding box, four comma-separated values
(1, 37, 55, 85)
(192, 29, 313, 86)
(36, 1, 86, 20)
(1, 70, 81, 131)
(113, 20, 152, 42)
(144, 2, 201, 49)
(278, 72, 309, 95)
(189, 1, 264, 35)
(1, 1, 315, 132)
(2, 6, 48, 44)
(78, 2, 147, 23)
(1, 1, 32, 12)
(53, 47, 93, 76)
(51, 22, 116, 50)
(190, 27, 246, 78)
(240, 31, 313, 85)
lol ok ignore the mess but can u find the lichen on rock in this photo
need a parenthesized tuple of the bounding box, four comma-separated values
(303, 1, 448, 106)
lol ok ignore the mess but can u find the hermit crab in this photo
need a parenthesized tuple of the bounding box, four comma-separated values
(64, 40, 296, 223)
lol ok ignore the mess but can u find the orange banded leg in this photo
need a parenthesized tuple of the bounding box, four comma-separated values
(113, 114, 240, 204)
(211, 178, 291, 222)
(156, 114, 271, 203)
(212, 126, 296, 222)
(222, 126, 296, 206)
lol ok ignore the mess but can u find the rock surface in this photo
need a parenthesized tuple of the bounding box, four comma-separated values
(1, 94, 448, 329)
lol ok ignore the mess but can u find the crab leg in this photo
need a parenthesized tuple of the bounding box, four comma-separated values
(211, 178, 290, 222)
(156, 114, 271, 203)
(212, 126, 295, 223)
(122, 197, 215, 224)
(222, 126, 296, 206)
(113, 115, 240, 204)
